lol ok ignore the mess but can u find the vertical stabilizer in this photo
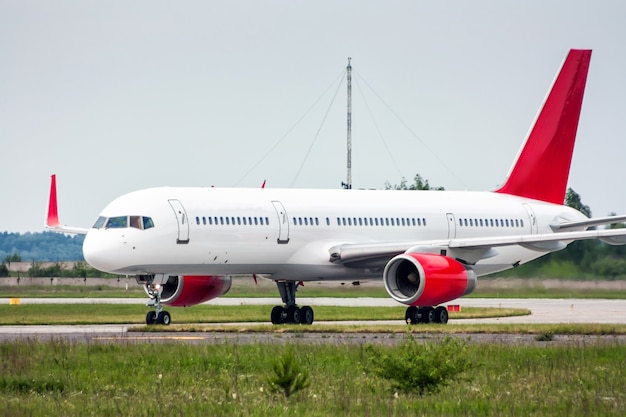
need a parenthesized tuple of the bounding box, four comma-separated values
(495, 49, 592, 204)
(47, 174, 60, 227)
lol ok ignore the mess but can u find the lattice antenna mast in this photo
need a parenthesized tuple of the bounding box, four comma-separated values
(342, 57, 352, 189)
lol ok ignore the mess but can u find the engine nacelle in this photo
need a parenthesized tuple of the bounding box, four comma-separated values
(383, 253, 476, 306)
(143, 275, 232, 307)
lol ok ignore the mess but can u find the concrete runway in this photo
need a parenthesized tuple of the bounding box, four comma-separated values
(1, 298, 625, 342)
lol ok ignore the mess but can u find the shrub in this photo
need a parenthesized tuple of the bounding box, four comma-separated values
(366, 335, 472, 395)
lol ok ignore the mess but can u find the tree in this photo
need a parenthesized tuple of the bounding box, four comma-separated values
(564, 188, 591, 217)
(384, 173, 444, 191)
(2, 253, 21, 266)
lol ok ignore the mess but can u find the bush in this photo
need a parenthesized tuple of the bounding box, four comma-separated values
(366, 335, 472, 395)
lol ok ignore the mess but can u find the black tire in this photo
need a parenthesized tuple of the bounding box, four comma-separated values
(146, 311, 156, 325)
(300, 306, 314, 325)
(271, 306, 284, 324)
(158, 311, 171, 326)
(405, 306, 419, 325)
(434, 306, 449, 324)
(421, 306, 435, 323)
(286, 305, 301, 324)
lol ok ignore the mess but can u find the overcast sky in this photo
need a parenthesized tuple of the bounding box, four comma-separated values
(1, 1, 625, 233)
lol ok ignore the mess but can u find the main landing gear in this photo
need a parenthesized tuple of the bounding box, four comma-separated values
(270, 281, 315, 325)
(140, 275, 172, 325)
(405, 306, 449, 325)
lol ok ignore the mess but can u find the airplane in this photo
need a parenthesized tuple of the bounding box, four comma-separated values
(47, 49, 626, 326)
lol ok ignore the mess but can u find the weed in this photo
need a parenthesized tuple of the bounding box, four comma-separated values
(267, 344, 310, 398)
(535, 332, 554, 342)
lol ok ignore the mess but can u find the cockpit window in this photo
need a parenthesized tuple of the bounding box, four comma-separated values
(130, 216, 142, 229)
(106, 216, 128, 229)
(143, 217, 155, 229)
(92, 216, 106, 229)
(94, 215, 154, 230)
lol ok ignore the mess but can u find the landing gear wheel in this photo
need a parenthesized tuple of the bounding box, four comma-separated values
(286, 305, 301, 324)
(271, 306, 285, 324)
(300, 306, 314, 325)
(146, 311, 157, 325)
(434, 306, 449, 324)
(157, 311, 171, 325)
(421, 306, 435, 323)
(405, 306, 419, 325)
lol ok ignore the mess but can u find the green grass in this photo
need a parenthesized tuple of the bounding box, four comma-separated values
(1, 339, 625, 416)
(0, 304, 528, 325)
(2, 277, 626, 298)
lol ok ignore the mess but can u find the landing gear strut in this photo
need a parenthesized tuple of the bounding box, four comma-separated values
(270, 281, 314, 325)
(137, 274, 172, 325)
(405, 305, 449, 324)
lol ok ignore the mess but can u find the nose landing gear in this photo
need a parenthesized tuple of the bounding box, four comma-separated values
(138, 274, 172, 325)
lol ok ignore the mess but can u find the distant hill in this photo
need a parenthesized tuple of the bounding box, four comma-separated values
(0, 231, 84, 261)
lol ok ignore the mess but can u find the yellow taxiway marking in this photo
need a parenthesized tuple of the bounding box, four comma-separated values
(94, 336, 207, 341)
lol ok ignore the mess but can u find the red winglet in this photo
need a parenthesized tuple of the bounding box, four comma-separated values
(495, 49, 592, 204)
(46, 174, 60, 227)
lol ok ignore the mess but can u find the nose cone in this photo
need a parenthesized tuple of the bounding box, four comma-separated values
(83, 229, 128, 274)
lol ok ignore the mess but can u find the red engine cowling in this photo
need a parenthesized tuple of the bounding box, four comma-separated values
(383, 253, 476, 306)
(144, 275, 232, 307)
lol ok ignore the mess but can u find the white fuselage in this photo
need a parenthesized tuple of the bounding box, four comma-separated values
(82, 187, 587, 281)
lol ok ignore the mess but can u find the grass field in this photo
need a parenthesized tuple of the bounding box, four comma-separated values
(1, 281, 625, 416)
(1, 338, 625, 416)
(2, 275, 626, 299)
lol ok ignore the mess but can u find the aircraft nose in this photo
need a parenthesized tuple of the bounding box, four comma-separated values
(83, 230, 127, 274)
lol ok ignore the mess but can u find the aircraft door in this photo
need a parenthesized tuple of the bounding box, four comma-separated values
(168, 199, 190, 244)
(271, 201, 290, 244)
(522, 203, 538, 234)
(446, 213, 456, 239)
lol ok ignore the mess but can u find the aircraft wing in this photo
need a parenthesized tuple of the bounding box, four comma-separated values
(329, 227, 626, 268)
(46, 174, 90, 235)
(551, 214, 626, 231)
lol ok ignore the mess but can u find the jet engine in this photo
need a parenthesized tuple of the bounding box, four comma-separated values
(142, 275, 232, 307)
(383, 253, 476, 306)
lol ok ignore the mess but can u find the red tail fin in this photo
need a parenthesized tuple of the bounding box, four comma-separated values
(47, 174, 60, 227)
(495, 49, 592, 204)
